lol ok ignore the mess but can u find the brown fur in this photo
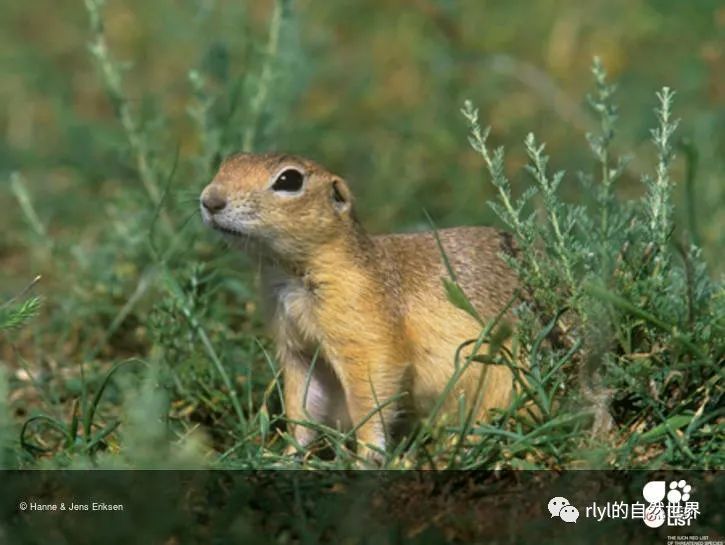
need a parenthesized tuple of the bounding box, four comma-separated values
(200, 153, 520, 461)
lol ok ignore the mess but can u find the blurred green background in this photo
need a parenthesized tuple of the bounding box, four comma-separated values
(2, 0, 723, 255)
(0, 0, 722, 469)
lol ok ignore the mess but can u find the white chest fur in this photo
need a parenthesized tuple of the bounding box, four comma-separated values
(261, 265, 322, 350)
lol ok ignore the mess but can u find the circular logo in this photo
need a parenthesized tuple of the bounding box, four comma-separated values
(644, 503, 665, 528)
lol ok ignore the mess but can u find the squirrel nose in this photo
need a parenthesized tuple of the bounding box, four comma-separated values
(201, 187, 227, 213)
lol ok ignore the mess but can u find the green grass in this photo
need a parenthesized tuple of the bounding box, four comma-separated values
(0, 0, 722, 475)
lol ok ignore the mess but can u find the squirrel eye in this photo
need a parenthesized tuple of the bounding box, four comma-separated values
(271, 168, 304, 192)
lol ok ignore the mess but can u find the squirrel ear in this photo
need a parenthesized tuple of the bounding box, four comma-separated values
(330, 179, 352, 215)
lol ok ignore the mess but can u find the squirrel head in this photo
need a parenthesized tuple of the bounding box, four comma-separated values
(200, 152, 356, 262)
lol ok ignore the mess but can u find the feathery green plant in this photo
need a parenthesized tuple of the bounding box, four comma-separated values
(1, 276, 42, 468)
(461, 58, 723, 468)
(0, 296, 40, 334)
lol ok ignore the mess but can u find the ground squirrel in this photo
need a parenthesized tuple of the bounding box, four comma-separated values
(200, 152, 520, 461)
